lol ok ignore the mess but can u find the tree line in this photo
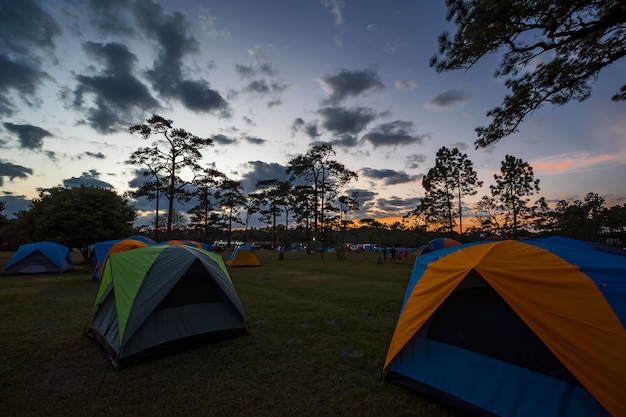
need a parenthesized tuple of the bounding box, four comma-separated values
(1, 114, 624, 259)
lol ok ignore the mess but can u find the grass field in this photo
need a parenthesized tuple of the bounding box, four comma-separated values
(0, 249, 457, 417)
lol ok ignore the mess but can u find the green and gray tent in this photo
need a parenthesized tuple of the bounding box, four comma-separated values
(85, 244, 249, 370)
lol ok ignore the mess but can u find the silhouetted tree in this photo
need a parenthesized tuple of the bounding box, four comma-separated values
(490, 155, 544, 239)
(15, 186, 135, 262)
(431, 1, 626, 147)
(129, 114, 213, 237)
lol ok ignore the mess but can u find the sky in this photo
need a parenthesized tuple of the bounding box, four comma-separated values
(1, 0, 625, 230)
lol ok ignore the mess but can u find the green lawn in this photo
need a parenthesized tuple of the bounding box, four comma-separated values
(0, 249, 456, 417)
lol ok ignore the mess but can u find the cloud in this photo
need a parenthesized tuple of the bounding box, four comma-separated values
(321, 0, 345, 24)
(197, 6, 230, 39)
(236, 47, 288, 107)
(65, 41, 160, 133)
(80, 151, 106, 159)
(319, 69, 384, 104)
(3, 123, 52, 150)
(244, 79, 287, 96)
(87, 0, 136, 37)
(375, 196, 423, 217)
(133, 0, 230, 116)
(361, 120, 428, 148)
(318, 106, 377, 135)
(63, 170, 114, 189)
(245, 136, 266, 145)
(405, 153, 427, 169)
(239, 161, 289, 192)
(359, 167, 421, 185)
(0, 55, 50, 116)
(428, 88, 471, 108)
(395, 80, 418, 91)
(312, 134, 359, 149)
(0, 160, 34, 186)
(0, 0, 60, 53)
(211, 133, 238, 145)
(346, 188, 378, 212)
(533, 150, 626, 176)
(0, 1, 60, 116)
(292, 118, 322, 139)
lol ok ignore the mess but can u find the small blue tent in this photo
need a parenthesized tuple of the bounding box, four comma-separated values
(2, 241, 73, 275)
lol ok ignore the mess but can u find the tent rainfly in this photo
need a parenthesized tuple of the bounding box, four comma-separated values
(85, 244, 249, 370)
(2, 241, 73, 275)
(384, 237, 626, 417)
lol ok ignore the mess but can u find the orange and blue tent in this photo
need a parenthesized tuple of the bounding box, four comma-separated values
(384, 237, 626, 417)
(91, 238, 149, 279)
(161, 239, 212, 251)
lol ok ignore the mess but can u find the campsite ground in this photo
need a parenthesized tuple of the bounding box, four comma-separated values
(0, 248, 457, 417)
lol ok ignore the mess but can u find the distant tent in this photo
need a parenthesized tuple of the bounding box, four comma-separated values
(126, 235, 157, 245)
(225, 246, 261, 267)
(85, 244, 249, 370)
(91, 238, 149, 279)
(384, 237, 626, 417)
(162, 239, 212, 251)
(417, 237, 461, 256)
(2, 241, 73, 275)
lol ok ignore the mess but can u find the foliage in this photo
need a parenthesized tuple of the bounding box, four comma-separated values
(287, 144, 358, 254)
(542, 193, 621, 242)
(417, 147, 482, 233)
(14, 186, 136, 260)
(0, 200, 7, 231)
(129, 114, 213, 237)
(217, 178, 246, 246)
(432, 0, 626, 147)
(489, 155, 544, 239)
(188, 167, 228, 243)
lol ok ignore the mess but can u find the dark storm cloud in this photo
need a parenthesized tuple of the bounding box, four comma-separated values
(361, 120, 427, 148)
(245, 136, 266, 145)
(311, 134, 358, 149)
(346, 188, 378, 212)
(319, 69, 384, 104)
(211, 134, 238, 145)
(405, 153, 427, 169)
(359, 168, 421, 185)
(292, 118, 322, 139)
(67, 41, 160, 133)
(63, 170, 114, 189)
(428, 89, 471, 108)
(318, 107, 377, 135)
(239, 161, 289, 192)
(3, 123, 52, 150)
(0, 1, 59, 116)
(0, 160, 33, 186)
(0, 0, 60, 54)
(377, 196, 422, 214)
(0, 55, 50, 116)
(133, 0, 230, 116)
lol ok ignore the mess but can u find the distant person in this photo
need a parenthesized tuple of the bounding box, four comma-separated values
(382, 247, 387, 261)
(390, 247, 396, 261)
